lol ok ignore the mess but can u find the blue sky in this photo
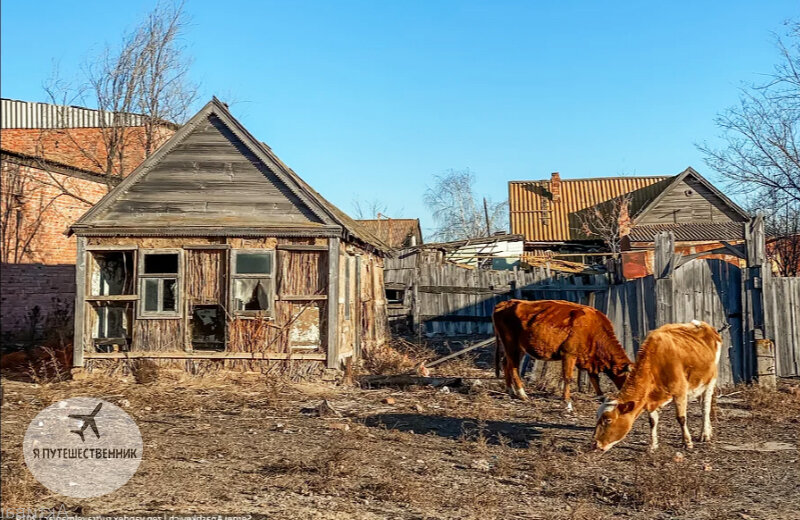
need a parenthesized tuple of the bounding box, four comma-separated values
(2, 1, 798, 237)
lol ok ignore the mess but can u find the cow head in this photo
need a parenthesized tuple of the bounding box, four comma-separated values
(594, 397, 637, 452)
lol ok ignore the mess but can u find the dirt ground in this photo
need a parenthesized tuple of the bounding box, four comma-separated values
(2, 363, 799, 520)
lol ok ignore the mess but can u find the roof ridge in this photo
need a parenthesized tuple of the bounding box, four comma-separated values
(509, 175, 670, 183)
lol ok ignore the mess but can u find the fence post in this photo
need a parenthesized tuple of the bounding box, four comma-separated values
(655, 232, 675, 327)
(744, 212, 771, 384)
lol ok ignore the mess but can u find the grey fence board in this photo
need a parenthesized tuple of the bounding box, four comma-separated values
(766, 277, 800, 377)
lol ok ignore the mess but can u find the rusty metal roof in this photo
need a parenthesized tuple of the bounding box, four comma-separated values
(509, 176, 670, 241)
(627, 223, 745, 243)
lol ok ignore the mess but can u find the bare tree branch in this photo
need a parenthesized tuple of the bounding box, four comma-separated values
(423, 169, 508, 242)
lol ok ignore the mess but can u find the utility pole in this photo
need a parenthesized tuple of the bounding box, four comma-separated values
(483, 197, 491, 236)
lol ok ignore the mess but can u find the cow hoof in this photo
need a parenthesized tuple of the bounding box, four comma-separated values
(565, 401, 574, 412)
(700, 433, 712, 442)
(684, 441, 695, 450)
(649, 444, 660, 452)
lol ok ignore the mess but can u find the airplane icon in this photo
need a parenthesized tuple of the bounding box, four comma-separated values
(68, 402, 102, 442)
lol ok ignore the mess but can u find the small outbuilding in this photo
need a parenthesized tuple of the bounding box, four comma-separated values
(69, 98, 389, 377)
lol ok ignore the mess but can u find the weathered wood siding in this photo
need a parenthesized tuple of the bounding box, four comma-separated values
(765, 276, 800, 377)
(638, 178, 745, 225)
(89, 114, 321, 227)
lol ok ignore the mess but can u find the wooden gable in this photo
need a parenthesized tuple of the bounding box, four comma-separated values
(80, 114, 322, 228)
(634, 168, 748, 226)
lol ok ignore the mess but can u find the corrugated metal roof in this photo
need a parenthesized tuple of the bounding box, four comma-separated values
(1, 98, 146, 128)
(509, 176, 670, 241)
(627, 223, 745, 242)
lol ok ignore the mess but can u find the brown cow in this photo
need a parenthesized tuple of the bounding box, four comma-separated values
(492, 299, 633, 409)
(594, 320, 721, 452)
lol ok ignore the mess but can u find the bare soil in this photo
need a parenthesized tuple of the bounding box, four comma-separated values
(2, 369, 799, 520)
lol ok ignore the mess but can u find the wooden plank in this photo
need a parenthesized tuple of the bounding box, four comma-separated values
(276, 244, 329, 251)
(277, 295, 328, 301)
(73, 237, 87, 368)
(327, 237, 340, 369)
(85, 295, 139, 301)
(86, 244, 138, 251)
(84, 351, 327, 360)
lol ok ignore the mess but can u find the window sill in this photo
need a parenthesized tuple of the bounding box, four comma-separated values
(136, 314, 182, 320)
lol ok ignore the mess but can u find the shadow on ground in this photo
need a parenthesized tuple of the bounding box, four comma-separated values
(362, 412, 592, 448)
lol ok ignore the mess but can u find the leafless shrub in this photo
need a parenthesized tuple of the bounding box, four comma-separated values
(131, 359, 159, 384)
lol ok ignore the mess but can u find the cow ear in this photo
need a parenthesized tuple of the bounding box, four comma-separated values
(622, 364, 633, 374)
(618, 401, 636, 414)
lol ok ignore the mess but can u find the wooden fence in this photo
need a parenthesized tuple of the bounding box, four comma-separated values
(386, 219, 800, 384)
(765, 276, 800, 377)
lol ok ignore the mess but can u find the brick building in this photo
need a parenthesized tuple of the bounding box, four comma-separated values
(0, 99, 175, 343)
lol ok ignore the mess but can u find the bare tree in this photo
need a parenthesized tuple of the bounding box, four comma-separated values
(352, 197, 389, 219)
(0, 162, 66, 263)
(699, 21, 800, 207)
(574, 193, 633, 254)
(423, 169, 508, 242)
(764, 199, 800, 276)
(44, 0, 195, 180)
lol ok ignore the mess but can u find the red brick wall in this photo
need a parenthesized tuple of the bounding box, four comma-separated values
(1, 162, 109, 340)
(1, 126, 171, 175)
(0, 124, 175, 342)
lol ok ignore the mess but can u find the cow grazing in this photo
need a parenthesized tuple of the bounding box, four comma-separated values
(594, 320, 721, 452)
(492, 299, 633, 409)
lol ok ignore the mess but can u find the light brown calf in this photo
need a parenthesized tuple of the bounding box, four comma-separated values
(594, 320, 721, 451)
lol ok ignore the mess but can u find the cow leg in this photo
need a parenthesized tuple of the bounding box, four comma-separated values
(700, 379, 716, 442)
(674, 393, 693, 449)
(588, 373, 603, 396)
(561, 355, 577, 411)
(648, 409, 660, 451)
(505, 352, 528, 400)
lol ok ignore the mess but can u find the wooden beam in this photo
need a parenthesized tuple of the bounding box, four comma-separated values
(83, 351, 326, 360)
(73, 237, 87, 368)
(276, 295, 328, 301)
(655, 232, 675, 327)
(86, 244, 139, 251)
(327, 237, 340, 369)
(182, 244, 231, 250)
(86, 295, 139, 302)
(424, 337, 495, 368)
(276, 244, 328, 251)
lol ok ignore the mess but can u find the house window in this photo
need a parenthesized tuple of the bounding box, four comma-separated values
(386, 288, 405, 304)
(231, 250, 274, 315)
(90, 251, 135, 296)
(138, 250, 181, 317)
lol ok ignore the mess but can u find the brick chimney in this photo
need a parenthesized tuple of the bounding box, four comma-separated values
(550, 172, 561, 202)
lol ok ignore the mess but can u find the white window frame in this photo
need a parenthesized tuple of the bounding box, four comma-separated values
(138, 248, 182, 319)
(229, 249, 276, 317)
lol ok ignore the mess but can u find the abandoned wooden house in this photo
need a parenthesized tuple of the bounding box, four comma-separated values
(509, 168, 750, 266)
(68, 98, 389, 376)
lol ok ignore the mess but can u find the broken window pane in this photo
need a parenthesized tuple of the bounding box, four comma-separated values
(163, 279, 177, 311)
(144, 279, 159, 311)
(144, 253, 178, 274)
(233, 278, 271, 311)
(235, 252, 272, 274)
(91, 303, 132, 352)
(191, 305, 225, 350)
(90, 251, 134, 295)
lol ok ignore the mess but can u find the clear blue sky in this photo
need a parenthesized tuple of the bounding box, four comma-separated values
(2, 1, 798, 237)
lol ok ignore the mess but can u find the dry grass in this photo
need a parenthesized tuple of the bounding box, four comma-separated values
(736, 381, 800, 422)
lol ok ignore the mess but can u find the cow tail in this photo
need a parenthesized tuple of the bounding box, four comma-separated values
(493, 314, 502, 379)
